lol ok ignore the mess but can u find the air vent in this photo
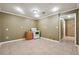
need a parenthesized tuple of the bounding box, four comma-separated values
(42, 11, 46, 14)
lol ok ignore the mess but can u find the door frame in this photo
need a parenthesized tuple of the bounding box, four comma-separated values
(59, 13, 77, 45)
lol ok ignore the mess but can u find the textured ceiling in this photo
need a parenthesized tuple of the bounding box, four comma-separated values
(0, 3, 78, 20)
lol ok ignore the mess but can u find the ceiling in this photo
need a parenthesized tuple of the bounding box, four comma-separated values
(60, 13, 76, 20)
(0, 3, 78, 20)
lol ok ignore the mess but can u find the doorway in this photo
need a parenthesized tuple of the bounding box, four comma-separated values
(59, 13, 76, 45)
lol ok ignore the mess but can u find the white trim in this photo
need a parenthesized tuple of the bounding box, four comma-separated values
(58, 16, 61, 40)
(75, 45, 79, 55)
(0, 37, 59, 47)
(65, 13, 77, 45)
(0, 38, 24, 46)
(63, 19, 66, 38)
(58, 17, 65, 41)
(0, 10, 35, 20)
(77, 46, 79, 54)
(0, 7, 78, 20)
(39, 8, 78, 19)
(64, 36, 75, 38)
(74, 13, 77, 45)
(41, 37, 59, 43)
(75, 44, 79, 55)
(60, 13, 77, 45)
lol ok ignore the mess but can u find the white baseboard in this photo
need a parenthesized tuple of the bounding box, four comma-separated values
(41, 37, 59, 43)
(63, 36, 75, 39)
(75, 45, 79, 55)
(0, 38, 24, 46)
(78, 46, 79, 55)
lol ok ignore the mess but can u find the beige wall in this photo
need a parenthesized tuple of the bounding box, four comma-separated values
(0, 9, 79, 45)
(0, 12, 59, 42)
(0, 24, 1, 41)
(65, 19, 75, 37)
(75, 9, 79, 45)
(38, 15, 59, 40)
(0, 26, 1, 40)
(0, 17, 1, 41)
(60, 20, 64, 39)
(0, 12, 37, 42)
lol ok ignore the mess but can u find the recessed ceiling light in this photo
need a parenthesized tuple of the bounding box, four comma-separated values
(32, 8, 39, 14)
(52, 7, 59, 12)
(15, 7, 24, 14)
(34, 14, 40, 17)
(67, 15, 71, 18)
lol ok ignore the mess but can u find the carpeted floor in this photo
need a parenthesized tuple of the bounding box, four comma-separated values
(0, 37, 78, 55)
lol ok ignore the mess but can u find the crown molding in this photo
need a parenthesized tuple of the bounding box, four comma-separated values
(39, 8, 78, 19)
(0, 7, 78, 20)
(0, 9, 36, 20)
